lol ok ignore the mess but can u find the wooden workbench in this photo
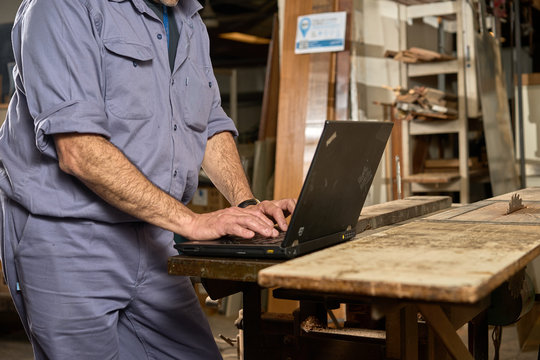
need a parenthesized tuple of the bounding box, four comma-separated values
(168, 196, 451, 359)
(259, 188, 540, 359)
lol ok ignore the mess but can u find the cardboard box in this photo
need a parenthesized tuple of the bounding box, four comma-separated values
(187, 186, 229, 213)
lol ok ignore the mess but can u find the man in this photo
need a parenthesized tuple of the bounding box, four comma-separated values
(0, 0, 294, 358)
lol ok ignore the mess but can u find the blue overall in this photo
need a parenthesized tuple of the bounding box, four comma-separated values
(0, 0, 237, 358)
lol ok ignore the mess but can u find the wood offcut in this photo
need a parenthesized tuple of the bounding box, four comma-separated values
(385, 47, 455, 64)
(393, 86, 458, 121)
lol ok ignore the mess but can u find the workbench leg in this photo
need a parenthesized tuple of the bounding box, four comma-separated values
(386, 305, 418, 360)
(417, 304, 474, 360)
(242, 283, 262, 360)
(468, 311, 488, 360)
(427, 327, 451, 360)
(402, 305, 419, 359)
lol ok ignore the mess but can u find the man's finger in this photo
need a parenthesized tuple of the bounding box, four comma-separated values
(280, 198, 296, 217)
(225, 223, 255, 238)
(242, 206, 275, 227)
(259, 201, 288, 231)
(223, 211, 278, 238)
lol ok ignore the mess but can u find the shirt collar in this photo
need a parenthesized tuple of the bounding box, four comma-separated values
(108, 0, 203, 18)
(181, 0, 203, 18)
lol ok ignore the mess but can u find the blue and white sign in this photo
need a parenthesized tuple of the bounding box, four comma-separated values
(295, 11, 347, 54)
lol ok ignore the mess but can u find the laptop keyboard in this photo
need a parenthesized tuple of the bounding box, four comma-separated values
(222, 231, 286, 245)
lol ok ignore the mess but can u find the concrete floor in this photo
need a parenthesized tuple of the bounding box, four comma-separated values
(456, 324, 537, 360)
(0, 309, 539, 360)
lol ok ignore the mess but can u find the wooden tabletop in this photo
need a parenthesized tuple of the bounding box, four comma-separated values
(168, 256, 279, 282)
(168, 196, 451, 282)
(258, 188, 540, 304)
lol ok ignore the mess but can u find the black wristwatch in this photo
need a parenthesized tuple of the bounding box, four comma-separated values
(237, 198, 260, 208)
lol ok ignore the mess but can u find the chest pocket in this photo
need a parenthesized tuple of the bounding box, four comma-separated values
(103, 39, 155, 120)
(181, 59, 214, 132)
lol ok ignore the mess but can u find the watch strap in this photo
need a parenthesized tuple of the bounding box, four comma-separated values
(237, 198, 260, 208)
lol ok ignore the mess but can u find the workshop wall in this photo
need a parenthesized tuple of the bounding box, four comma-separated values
(0, 0, 20, 25)
(351, 0, 405, 205)
(352, 0, 443, 121)
(352, 0, 401, 121)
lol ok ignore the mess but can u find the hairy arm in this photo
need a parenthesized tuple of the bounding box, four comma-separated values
(202, 131, 253, 206)
(202, 132, 296, 231)
(54, 133, 279, 240)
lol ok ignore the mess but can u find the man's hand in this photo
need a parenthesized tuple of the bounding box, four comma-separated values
(250, 199, 296, 231)
(184, 198, 296, 241)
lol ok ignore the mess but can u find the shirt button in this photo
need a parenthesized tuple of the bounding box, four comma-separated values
(173, 124, 177, 131)
(171, 79, 175, 86)
(157, 33, 163, 40)
(208, 82, 212, 88)
(173, 170, 178, 177)
(133, 61, 138, 67)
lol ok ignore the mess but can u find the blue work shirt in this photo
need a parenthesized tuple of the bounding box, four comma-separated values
(0, 0, 237, 223)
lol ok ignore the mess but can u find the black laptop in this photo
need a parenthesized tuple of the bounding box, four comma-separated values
(175, 120, 393, 259)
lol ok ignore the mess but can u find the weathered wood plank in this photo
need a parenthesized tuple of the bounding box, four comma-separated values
(356, 195, 451, 232)
(258, 14, 280, 141)
(274, 0, 312, 201)
(303, 0, 335, 177)
(403, 171, 460, 184)
(168, 256, 279, 282)
(258, 221, 540, 303)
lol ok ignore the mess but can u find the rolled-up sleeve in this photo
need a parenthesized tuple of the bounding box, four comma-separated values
(20, 0, 108, 159)
(34, 101, 110, 156)
(206, 74, 238, 139)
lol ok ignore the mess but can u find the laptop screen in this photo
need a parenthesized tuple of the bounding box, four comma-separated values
(282, 120, 393, 246)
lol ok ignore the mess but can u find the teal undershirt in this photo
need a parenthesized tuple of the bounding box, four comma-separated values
(143, 0, 180, 73)
(143, 1, 184, 246)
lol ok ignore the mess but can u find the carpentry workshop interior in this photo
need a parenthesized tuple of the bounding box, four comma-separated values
(2, 0, 540, 359)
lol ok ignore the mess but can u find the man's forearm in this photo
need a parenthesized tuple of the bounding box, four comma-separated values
(201, 132, 254, 206)
(53, 132, 283, 241)
(54, 133, 194, 235)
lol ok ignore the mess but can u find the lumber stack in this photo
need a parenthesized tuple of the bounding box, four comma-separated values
(423, 158, 487, 174)
(394, 86, 457, 120)
(384, 47, 455, 64)
(391, 0, 451, 4)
